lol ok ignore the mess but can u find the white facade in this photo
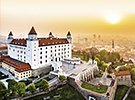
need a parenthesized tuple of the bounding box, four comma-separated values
(7, 27, 72, 70)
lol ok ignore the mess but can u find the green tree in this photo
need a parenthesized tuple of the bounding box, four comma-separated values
(0, 89, 9, 100)
(99, 61, 108, 71)
(8, 79, 18, 96)
(89, 47, 98, 60)
(107, 66, 113, 73)
(27, 83, 36, 93)
(0, 81, 9, 100)
(131, 68, 135, 80)
(38, 79, 49, 91)
(59, 75, 66, 81)
(131, 68, 135, 75)
(97, 50, 108, 62)
(109, 52, 120, 62)
(0, 81, 6, 90)
(95, 57, 100, 66)
(16, 82, 26, 97)
(120, 65, 131, 71)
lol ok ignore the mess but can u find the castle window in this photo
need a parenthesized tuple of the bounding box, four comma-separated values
(45, 60, 47, 62)
(40, 61, 42, 64)
(40, 56, 42, 59)
(40, 48, 42, 50)
(45, 55, 47, 58)
(51, 50, 52, 52)
(45, 51, 47, 53)
(34, 49, 36, 51)
(51, 46, 52, 49)
(40, 52, 42, 54)
(13, 49, 15, 51)
(24, 52, 25, 54)
(46, 47, 47, 49)
(34, 59, 36, 61)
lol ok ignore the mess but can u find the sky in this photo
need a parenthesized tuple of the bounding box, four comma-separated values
(0, 0, 135, 38)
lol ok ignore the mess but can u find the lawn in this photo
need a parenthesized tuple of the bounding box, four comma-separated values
(81, 82, 108, 93)
(126, 88, 135, 100)
(114, 85, 129, 100)
(26, 84, 85, 100)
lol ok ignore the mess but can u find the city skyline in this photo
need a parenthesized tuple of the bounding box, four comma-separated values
(1, 0, 135, 38)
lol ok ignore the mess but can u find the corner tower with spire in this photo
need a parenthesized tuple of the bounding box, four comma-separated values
(8, 31, 13, 43)
(27, 27, 39, 69)
(67, 31, 72, 43)
(28, 27, 37, 41)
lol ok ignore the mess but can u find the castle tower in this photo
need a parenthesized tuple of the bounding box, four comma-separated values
(7, 31, 13, 43)
(49, 32, 54, 38)
(27, 27, 39, 69)
(28, 26, 37, 40)
(67, 31, 72, 43)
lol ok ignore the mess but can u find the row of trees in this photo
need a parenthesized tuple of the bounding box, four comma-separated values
(0, 75, 66, 100)
(73, 47, 121, 72)
(73, 47, 120, 63)
(0, 79, 49, 100)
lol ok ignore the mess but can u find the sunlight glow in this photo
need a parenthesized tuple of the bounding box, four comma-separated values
(106, 14, 121, 24)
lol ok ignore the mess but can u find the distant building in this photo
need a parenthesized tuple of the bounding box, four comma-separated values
(2, 27, 72, 79)
(112, 39, 115, 52)
(114, 70, 132, 87)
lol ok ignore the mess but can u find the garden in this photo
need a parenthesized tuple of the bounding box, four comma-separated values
(81, 82, 108, 93)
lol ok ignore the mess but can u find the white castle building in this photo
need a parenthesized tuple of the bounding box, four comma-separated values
(2, 27, 72, 79)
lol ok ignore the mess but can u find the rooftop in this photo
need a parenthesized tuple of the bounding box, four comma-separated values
(28, 27, 37, 35)
(114, 70, 130, 76)
(10, 37, 68, 47)
(2, 57, 31, 72)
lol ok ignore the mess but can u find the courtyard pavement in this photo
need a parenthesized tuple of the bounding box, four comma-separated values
(89, 68, 112, 86)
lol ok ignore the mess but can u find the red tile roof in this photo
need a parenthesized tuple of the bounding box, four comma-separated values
(28, 27, 37, 35)
(2, 57, 31, 72)
(0, 46, 7, 50)
(38, 38, 68, 46)
(114, 70, 130, 76)
(0, 53, 8, 62)
(10, 38, 27, 46)
(10, 37, 68, 47)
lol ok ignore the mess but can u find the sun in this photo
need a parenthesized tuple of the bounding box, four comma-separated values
(106, 14, 121, 24)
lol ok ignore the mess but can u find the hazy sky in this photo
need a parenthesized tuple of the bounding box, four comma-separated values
(1, 0, 135, 38)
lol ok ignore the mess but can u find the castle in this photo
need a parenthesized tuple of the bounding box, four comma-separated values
(2, 27, 72, 79)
